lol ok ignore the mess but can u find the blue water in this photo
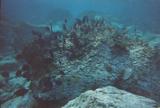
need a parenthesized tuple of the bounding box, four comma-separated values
(3, 0, 160, 33)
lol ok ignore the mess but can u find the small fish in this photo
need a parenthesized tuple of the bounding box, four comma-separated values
(21, 63, 30, 71)
(22, 71, 32, 80)
(1, 68, 9, 78)
(14, 88, 28, 96)
(16, 69, 22, 77)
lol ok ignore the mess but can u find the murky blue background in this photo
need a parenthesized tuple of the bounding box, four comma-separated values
(3, 0, 160, 33)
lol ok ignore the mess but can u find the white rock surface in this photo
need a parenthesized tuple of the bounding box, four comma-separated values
(63, 86, 157, 108)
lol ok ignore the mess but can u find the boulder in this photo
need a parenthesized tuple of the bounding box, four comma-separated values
(63, 86, 157, 108)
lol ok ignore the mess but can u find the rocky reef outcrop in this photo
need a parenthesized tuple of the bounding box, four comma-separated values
(0, 14, 160, 108)
(63, 86, 157, 108)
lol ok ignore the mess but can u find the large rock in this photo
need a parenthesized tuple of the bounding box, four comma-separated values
(63, 86, 157, 108)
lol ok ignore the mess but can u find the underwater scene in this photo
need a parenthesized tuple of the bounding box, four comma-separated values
(0, 0, 160, 108)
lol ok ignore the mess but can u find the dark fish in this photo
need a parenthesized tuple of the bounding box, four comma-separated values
(22, 63, 30, 71)
(14, 88, 28, 96)
(39, 77, 53, 91)
(1, 69, 9, 78)
(16, 69, 22, 77)
(15, 53, 23, 60)
(22, 71, 32, 80)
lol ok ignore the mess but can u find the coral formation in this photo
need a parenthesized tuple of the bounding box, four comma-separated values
(0, 13, 160, 108)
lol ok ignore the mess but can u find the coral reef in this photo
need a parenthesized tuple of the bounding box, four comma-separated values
(0, 14, 160, 108)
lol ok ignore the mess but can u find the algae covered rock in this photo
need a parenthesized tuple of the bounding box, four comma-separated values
(63, 86, 157, 108)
